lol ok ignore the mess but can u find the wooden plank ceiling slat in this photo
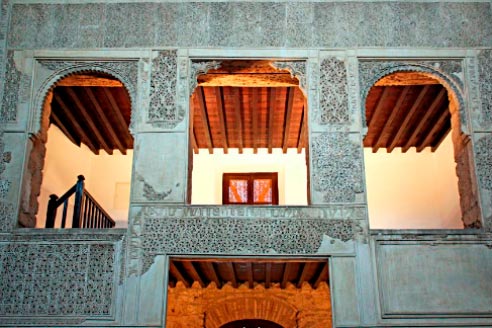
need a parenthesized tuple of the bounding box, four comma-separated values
(169, 259, 329, 290)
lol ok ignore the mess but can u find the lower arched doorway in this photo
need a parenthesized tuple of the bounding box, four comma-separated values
(221, 319, 283, 328)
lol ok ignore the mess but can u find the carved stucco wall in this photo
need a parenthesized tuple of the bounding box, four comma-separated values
(0, 232, 124, 325)
(166, 282, 332, 328)
(6, 2, 492, 49)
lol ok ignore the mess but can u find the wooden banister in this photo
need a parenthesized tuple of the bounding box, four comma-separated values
(45, 175, 115, 229)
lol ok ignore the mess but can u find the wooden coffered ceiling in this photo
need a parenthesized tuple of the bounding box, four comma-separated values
(364, 73, 451, 153)
(191, 60, 307, 154)
(50, 73, 133, 155)
(169, 258, 329, 289)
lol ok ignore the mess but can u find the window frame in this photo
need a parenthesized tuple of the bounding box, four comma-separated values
(222, 172, 279, 205)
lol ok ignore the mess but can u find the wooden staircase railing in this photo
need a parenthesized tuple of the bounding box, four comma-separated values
(45, 175, 116, 228)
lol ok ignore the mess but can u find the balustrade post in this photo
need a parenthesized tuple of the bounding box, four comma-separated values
(72, 175, 85, 228)
(45, 194, 59, 228)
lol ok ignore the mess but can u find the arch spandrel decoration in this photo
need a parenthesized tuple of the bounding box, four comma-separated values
(358, 60, 467, 133)
(33, 59, 139, 135)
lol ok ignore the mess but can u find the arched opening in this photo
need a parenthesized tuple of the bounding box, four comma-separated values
(188, 60, 310, 206)
(220, 319, 283, 328)
(363, 71, 481, 229)
(20, 72, 134, 228)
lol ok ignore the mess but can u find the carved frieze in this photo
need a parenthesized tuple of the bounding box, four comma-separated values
(148, 50, 181, 127)
(478, 50, 492, 126)
(358, 60, 466, 128)
(311, 133, 364, 203)
(318, 57, 349, 125)
(0, 243, 116, 317)
(128, 205, 365, 275)
(271, 61, 306, 93)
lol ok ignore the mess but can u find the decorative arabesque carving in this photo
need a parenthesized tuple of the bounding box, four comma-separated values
(189, 60, 222, 92)
(0, 129, 13, 232)
(1, 52, 22, 123)
(135, 174, 172, 201)
(475, 134, 492, 193)
(478, 50, 492, 125)
(312, 133, 364, 203)
(271, 61, 306, 93)
(36, 59, 138, 131)
(128, 206, 364, 275)
(0, 243, 115, 317)
(148, 50, 181, 126)
(318, 58, 349, 124)
(358, 60, 466, 128)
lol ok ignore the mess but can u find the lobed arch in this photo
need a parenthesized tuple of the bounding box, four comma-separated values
(359, 60, 482, 228)
(31, 63, 138, 137)
(20, 64, 136, 228)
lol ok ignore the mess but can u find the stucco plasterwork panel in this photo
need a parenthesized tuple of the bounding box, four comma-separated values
(148, 50, 182, 129)
(34, 58, 138, 134)
(1, 52, 30, 125)
(0, 132, 25, 233)
(311, 132, 364, 204)
(0, 242, 116, 318)
(127, 205, 365, 275)
(131, 133, 186, 203)
(358, 60, 467, 131)
(318, 57, 350, 126)
(477, 50, 492, 130)
(474, 133, 492, 230)
(7, 3, 492, 49)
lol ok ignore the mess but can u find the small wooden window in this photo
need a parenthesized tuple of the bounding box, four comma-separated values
(222, 173, 278, 205)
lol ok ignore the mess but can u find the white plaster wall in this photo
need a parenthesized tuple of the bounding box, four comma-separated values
(365, 134, 462, 229)
(191, 148, 308, 205)
(38, 125, 132, 228)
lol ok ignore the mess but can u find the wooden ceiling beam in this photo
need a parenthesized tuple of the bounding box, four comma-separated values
(56, 75, 123, 87)
(191, 130, 199, 154)
(53, 93, 99, 154)
(226, 262, 238, 288)
(206, 262, 222, 289)
(169, 261, 191, 288)
(66, 87, 112, 154)
(251, 88, 259, 154)
(387, 85, 430, 153)
(265, 262, 272, 289)
(267, 88, 276, 154)
(182, 261, 206, 288)
(215, 87, 229, 154)
(297, 100, 307, 154)
(313, 262, 328, 289)
(417, 110, 450, 152)
(246, 262, 254, 289)
(402, 89, 446, 153)
(281, 262, 292, 289)
(367, 87, 391, 127)
(50, 109, 79, 146)
(85, 88, 127, 155)
(196, 87, 214, 154)
(282, 87, 295, 153)
(296, 262, 310, 288)
(198, 73, 298, 87)
(232, 88, 244, 154)
(102, 88, 132, 147)
(373, 86, 410, 153)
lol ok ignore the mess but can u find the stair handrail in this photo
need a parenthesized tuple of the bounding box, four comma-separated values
(45, 175, 115, 228)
